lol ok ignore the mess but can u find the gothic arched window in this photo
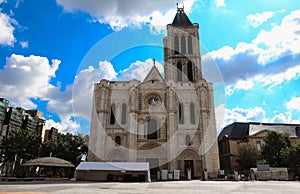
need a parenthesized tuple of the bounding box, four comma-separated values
(179, 103, 184, 124)
(187, 62, 193, 82)
(190, 103, 195, 124)
(121, 103, 127, 125)
(115, 136, 121, 146)
(181, 35, 186, 54)
(188, 35, 193, 54)
(177, 62, 182, 81)
(174, 36, 179, 54)
(185, 135, 191, 146)
(147, 119, 158, 139)
(110, 103, 116, 125)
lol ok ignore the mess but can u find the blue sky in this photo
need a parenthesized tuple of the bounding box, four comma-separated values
(0, 0, 300, 134)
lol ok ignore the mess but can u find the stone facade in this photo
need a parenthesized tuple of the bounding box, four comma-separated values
(88, 7, 220, 180)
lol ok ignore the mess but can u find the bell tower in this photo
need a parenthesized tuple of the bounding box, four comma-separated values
(163, 5, 202, 82)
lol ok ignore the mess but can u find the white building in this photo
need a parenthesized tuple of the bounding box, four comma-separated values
(88, 6, 220, 180)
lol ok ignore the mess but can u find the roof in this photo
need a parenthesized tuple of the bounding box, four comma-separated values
(218, 122, 249, 140)
(143, 65, 164, 82)
(172, 8, 193, 26)
(22, 157, 74, 167)
(76, 162, 150, 171)
(248, 123, 300, 137)
(218, 122, 300, 140)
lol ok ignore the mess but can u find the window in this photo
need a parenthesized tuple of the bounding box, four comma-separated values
(174, 36, 179, 54)
(121, 103, 127, 125)
(187, 62, 193, 82)
(188, 35, 193, 54)
(181, 36, 186, 54)
(190, 103, 195, 124)
(110, 103, 116, 124)
(177, 62, 182, 81)
(115, 136, 121, 146)
(296, 127, 300, 137)
(256, 141, 261, 151)
(147, 119, 158, 139)
(185, 135, 191, 146)
(179, 103, 184, 124)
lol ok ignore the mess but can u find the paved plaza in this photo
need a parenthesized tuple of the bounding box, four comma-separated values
(0, 180, 300, 194)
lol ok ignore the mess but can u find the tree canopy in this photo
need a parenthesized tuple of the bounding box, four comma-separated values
(281, 141, 300, 169)
(234, 142, 260, 170)
(0, 130, 88, 176)
(39, 133, 88, 166)
(0, 129, 42, 175)
(261, 131, 291, 167)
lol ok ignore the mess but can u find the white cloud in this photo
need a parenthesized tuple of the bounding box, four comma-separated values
(269, 113, 290, 123)
(286, 97, 300, 111)
(72, 61, 117, 120)
(260, 63, 300, 89)
(225, 107, 267, 125)
(253, 10, 300, 64)
(45, 117, 80, 134)
(209, 10, 300, 89)
(0, 54, 82, 134)
(246, 11, 275, 28)
(0, 12, 15, 46)
(20, 40, 28, 48)
(224, 62, 300, 95)
(56, 0, 195, 31)
(222, 106, 300, 128)
(269, 112, 300, 124)
(0, 54, 60, 108)
(216, 0, 225, 8)
(208, 42, 262, 84)
(225, 79, 254, 95)
(119, 58, 163, 81)
(234, 79, 254, 90)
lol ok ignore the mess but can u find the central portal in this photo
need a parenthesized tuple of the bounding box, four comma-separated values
(184, 160, 194, 180)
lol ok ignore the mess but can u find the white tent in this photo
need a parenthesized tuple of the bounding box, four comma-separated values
(75, 162, 151, 182)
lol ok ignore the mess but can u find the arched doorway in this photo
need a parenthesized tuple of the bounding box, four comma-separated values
(176, 148, 202, 180)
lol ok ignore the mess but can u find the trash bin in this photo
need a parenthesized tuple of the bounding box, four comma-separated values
(174, 170, 180, 180)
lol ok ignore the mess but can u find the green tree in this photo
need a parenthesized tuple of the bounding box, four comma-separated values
(261, 131, 290, 166)
(39, 133, 88, 166)
(281, 141, 300, 176)
(0, 129, 42, 176)
(234, 142, 260, 170)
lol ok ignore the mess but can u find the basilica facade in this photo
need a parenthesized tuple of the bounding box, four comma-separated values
(88, 7, 220, 180)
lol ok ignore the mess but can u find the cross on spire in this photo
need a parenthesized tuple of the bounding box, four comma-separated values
(176, 2, 184, 12)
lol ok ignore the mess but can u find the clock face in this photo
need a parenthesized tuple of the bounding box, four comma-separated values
(145, 94, 161, 107)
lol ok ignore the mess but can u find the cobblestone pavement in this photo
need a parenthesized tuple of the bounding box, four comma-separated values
(0, 180, 300, 194)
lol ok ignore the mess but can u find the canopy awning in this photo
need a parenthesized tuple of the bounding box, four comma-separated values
(22, 157, 74, 167)
(76, 162, 151, 182)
